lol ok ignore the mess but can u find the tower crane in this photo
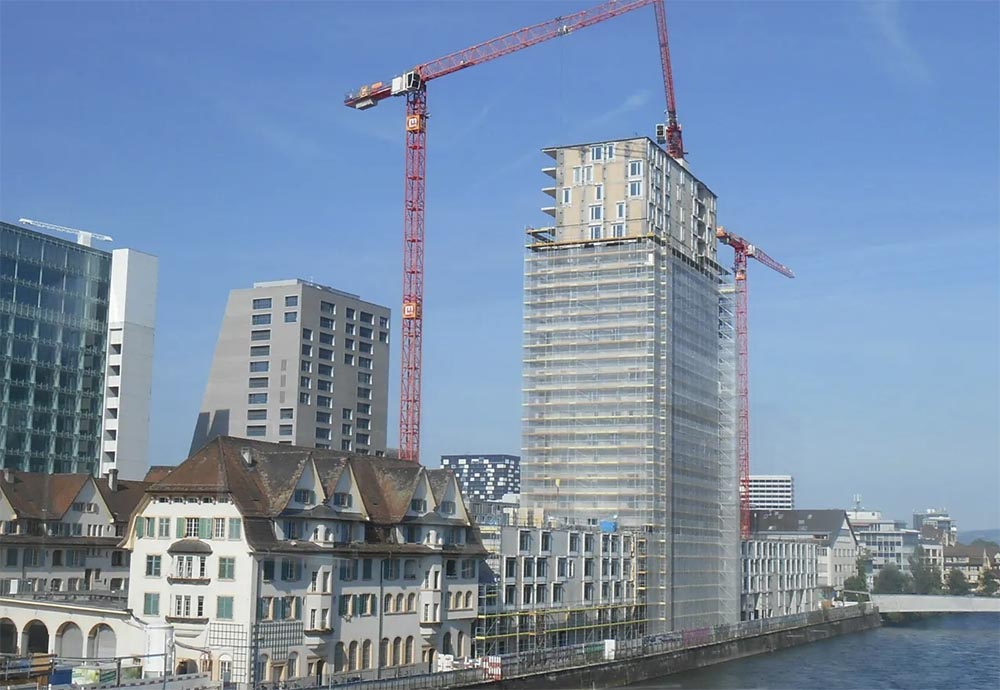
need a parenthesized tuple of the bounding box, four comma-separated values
(18, 218, 114, 247)
(345, 0, 684, 461)
(715, 226, 794, 539)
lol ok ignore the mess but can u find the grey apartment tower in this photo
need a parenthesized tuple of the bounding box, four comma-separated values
(0, 221, 158, 478)
(441, 454, 520, 502)
(192, 280, 390, 455)
(520, 138, 739, 632)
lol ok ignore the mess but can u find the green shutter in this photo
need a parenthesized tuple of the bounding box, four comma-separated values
(199, 518, 211, 539)
(136, 518, 145, 538)
(177, 518, 185, 537)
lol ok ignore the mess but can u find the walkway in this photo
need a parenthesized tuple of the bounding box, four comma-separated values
(871, 594, 1000, 613)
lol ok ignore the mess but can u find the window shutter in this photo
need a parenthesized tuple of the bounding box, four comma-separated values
(136, 519, 145, 538)
(177, 518, 185, 537)
(199, 518, 211, 539)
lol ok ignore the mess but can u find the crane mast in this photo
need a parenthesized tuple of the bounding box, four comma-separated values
(715, 227, 794, 539)
(346, 0, 684, 462)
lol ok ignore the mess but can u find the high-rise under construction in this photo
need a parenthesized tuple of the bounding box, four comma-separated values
(520, 137, 739, 632)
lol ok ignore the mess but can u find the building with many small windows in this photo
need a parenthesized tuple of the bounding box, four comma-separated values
(191, 280, 389, 456)
(1, 220, 158, 479)
(440, 454, 520, 502)
(125, 437, 485, 687)
(474, 508, 644, 657)
(748, 475, 794, 510)
(740, 539, 820, 620)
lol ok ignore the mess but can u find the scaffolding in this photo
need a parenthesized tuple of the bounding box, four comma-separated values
(521, 142, 739, 631)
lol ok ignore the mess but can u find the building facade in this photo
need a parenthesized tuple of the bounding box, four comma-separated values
(125, 437, 484, 687)
(474, 509, 643, 656)
(748, 475, 794, 510)
(191, 280, 390, 456)
(848, 513, 920, 588)
(0, 221, 157, 478)
(912, 508, 958, 547)
(740, 539, 820, 620)
(520, 138, 738, 632)
(750, 510, 862, 596)
(440, 454, 520, 502)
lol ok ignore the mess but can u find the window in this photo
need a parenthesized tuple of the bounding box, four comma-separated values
(590, 226, 602, 240)
(317, 379, 332, 392)
(247, 409, 268, 422)
(410, 499, 427, 513)
(294, 489, 315, 505)
(228, 518, 242, 540)
(605, 143, 616, 159)
(346, 307, 356, 319)
(252, 313, 271, 325)
(628, 160, 643, 177)
(250, 329, 270, 341)
(280, 408, 294, 420)
(616, 201, 626, 219)
(316, 411, 331, 424)
(146, 555, 161, 577)
(628, 180, 642, 197)
(333, 492, 352, 508)
(246, 425, 266, 437)
(316, 427, 331, 440)
(358, 372, 372, 385)
(318, 348, 333, 361)
(357, 403, 371, 415)
(284, 312, 297, 323)
(590, 145, 604, 161)
(249, 361, 269, 373)
(320, 300, 335, 315)
(320, 316, 335, 329)
(522, 558, 534, 577)
(343, 353, 354, 365)
(359, 341, 372, 354)
(569, 533, 580, 552)
(143, 593, 159, 615)
(440, 500, 455, 515)
(595, 184, 604, 201)
(589, 205, 603, 221)
(358, 357, 373, 370)
(214, 517, 226, 539)
(341, 423, 352, 436)
(341, 439, 352, 451)
(279, 424, 292, 436)
(185, 517, 199, 538)
(379, 316, 389, 328)
(248, 377, 268, 388)
(299, 392, 311, 405)
(253, 298, 272, 310)
(317, 395, 332, 408)
(250, 345, 269, 357)
(613, 223, 625, 238)
(219, 557, 235, 580)
(217, 596, 234, 620)
(301, 344, 312, 357)
(302, 328, 313, 340)
(285, 295, 298, 307)
(319, 332, 334, 345)
(158, 518, 170, 538)
(300, 376, 311, 389)
(541, 531, 552, 551)
(356, 433, 370, 445)
(248, 393, 267, 405)
(379, 331, 388, 343)
(357, 387, 371, 399)
(360, 326, 373, 339)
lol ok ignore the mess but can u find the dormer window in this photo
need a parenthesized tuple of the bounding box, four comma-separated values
(333, 493, 352, 508)
(294, 489, 315, 505)
(440, 501, 455, 515)
(410, 499, 427, 513)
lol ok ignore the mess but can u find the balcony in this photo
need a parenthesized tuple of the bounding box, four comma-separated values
(166, 577, 211, 585)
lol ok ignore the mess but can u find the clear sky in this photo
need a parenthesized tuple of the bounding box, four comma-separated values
(2, 1, 997, 529)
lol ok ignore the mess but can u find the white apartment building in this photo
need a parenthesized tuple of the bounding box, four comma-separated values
(474, 509, 643, 656)
(748, 475, 794, 510)
(741, 539, 820, 620)
(192, 280, 390, 456)
(124, 437, 485, 687)
(847, 512, 920, 588)
(750, 510, 863, 596)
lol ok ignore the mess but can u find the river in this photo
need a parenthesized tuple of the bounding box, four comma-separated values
(628, 613, 1000, 689)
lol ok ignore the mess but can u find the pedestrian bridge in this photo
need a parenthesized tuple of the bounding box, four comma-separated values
(871, 594, 1000, 613)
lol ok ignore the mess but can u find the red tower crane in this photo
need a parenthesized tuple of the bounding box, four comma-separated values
(715, 227, 795, 538)
(345, 0, 684, 461)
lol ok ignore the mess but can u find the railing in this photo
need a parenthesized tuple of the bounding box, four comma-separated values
(291, 604, 872, 690)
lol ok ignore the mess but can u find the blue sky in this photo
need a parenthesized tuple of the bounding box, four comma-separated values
(2, 1, 997, 529)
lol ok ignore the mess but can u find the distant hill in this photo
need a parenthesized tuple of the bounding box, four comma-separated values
(958, 528, 1000, 545)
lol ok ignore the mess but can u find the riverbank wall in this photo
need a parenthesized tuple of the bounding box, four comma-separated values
(473, 605, 881, 690)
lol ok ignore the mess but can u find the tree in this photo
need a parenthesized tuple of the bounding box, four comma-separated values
(968, 538, 1000, 551)
(873, 563, 912, 594)
(977, 569, 999, 596)
(842, 556, 869, 601)
(909, 546, 943, 595)
(946, 568, 971, 595)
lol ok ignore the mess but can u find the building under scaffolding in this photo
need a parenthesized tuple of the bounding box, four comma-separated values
(521, 138, 739, 634)
(473, 508, 645, 657)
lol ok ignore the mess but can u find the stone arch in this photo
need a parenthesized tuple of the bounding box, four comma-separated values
(87, 624, 116, 659)
(442, 631, 452, 656)
(176, 659, 198, 675)
(55, 622, 84, 658)
(23, 620, 49, 655)
(0, 618, 17, 654)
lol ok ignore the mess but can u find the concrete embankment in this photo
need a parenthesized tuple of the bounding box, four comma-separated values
(474, 607, 881, 690)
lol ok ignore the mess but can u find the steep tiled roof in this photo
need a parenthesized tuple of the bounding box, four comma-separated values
(95, 479, 154, 522)
(0, 472, 90, 519)
(750, 509, 853, 548)
(144, 466, 175, 483)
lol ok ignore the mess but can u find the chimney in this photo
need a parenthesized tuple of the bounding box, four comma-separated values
(240, 447, 254, 467)
(107, 468, 119, 491)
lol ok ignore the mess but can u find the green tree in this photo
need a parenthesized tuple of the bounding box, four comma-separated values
(977, 569, 999, 596)
(946, 568, 971, 595)
(842, 556, 870, 601)
(873, 563, 912, 594)
(909, 546, 943, 595)
(968, 538, 1000, 551)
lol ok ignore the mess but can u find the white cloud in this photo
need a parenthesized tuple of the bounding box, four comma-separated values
(861, 0, 931, 84)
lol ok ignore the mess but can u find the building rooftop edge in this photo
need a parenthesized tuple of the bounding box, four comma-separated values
(250, 278, 362, 300)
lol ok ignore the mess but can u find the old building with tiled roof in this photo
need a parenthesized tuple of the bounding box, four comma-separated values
(124, 436, 486, 685)
(0, 469, 148, 599)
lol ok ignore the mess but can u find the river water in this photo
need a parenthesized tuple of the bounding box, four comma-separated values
(628, 614, 1000, 689)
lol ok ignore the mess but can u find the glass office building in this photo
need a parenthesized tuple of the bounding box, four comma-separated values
(1, 221, 112, 473)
